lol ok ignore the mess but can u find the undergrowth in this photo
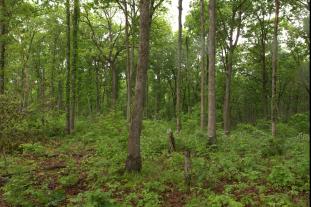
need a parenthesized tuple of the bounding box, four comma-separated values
(0, 112, 309, 207)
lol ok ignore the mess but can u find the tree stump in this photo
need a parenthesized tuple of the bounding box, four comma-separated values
(167, 129, 176, 153)
(184, 150, 191, 193)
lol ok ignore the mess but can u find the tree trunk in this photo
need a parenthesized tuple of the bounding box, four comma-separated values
(70, 0, 79, 131)
(167, 129, 176, 153)
(0, 0, 5, 94)
(124, 0, 131, 123)
(176, 0, 182, 132)
(185, 36, 191, 114)
(125, 0, 152, 172)
(95, 60, 100, 113)
(200, 0, 206, 130)
(261, 38, 268, 119)
(184, 150, 191, 193)
(207, 0, 216, 144)
(50, 35, 57, 108)
(57, 80, 63, 110)
(111, 61, 117, 108)
(65, 0, 71, 134)
(155, 66, 161, 117)
(271, 0, 279, 137)
(223, 55, 232, 135)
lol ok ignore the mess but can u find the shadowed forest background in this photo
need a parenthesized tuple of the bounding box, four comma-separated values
(0, 0, 310, 206)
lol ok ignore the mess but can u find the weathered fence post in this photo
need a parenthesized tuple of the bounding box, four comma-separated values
(167, 128, 176, 153)
(184, 149, 191, 193)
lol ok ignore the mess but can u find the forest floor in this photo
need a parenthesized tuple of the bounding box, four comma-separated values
(0, 112, 309, 207)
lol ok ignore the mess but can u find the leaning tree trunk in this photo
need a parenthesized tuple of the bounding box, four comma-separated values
(207, 0, 216, 144)
(125, 0, 152, 172)
(200, 0, 206, 130)
(176, 0, 182, 132)
(65, 0, 71, 134)
(0, 0, 5, 94)
(70, 0, 79, 132)
(271, 0, 279, 137)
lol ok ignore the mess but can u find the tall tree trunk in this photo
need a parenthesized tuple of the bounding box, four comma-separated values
(65, 0, 71, 134)
(125, 0, 151, 172)
(0, 0, 5, 94)
(111, 61, 117, 108)
(200, 0, 206, 130)
(71, 0, 79, 131)
(57, 80, 63, 110)
(271, 0, 279, 137)
(262, 40, 268, 119)
(124, 0, 131, 122)
(185, 36, 191, 114)
(22, 60, 30, 108)
(176, 0, 182, 132)
(50, 35, 57, 108)
(130, 2, 135, 92)
(155, 66, 161, 117)
(223, 54, 232, 135)
(207, 0, 216, 144)
(95, 60, 100, 113)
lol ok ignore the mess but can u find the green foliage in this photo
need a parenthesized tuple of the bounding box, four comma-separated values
(0, 94, 27, 151)
(59, 174, 79, 187)
(1, 116, 309, 206)
(288, 113, 309, 134)
(69, 189, 117, 207)
(268, 165, 295, 188)
(206, 194, 243, 207)
(19, 143, 47, 156)
(3, 174, 65, 207)
(261, 137, 285, 157)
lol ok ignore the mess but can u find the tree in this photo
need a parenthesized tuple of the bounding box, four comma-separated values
(125, 0, 165, 172)
(125, 0, 152, 172)
(200, 0, 206, 130)
(70, 0, 80, 131)
(0, 0, 5, 94)
(65, 0, 71, 134)
(218, 0, 249, 135)
(176, 0, 182, 132)
(207, 0, 216, 144)
(271, 0, 279, 137)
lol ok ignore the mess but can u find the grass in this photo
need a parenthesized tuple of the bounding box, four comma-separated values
(0, 112, 309, 207)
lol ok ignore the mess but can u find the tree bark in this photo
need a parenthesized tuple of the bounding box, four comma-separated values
(70, 0, 79, 131)
(111, 61, 117, 108)
(271, 0, 279, 137)
(124, 0, 131, 123)
(95, 60, 100, 113)
(184, 150, 191, 193)
(125, 0, 152, 172)
(262, 40, 268, 119)
(65, 0, 71, 134)
(207, 0, 216, 144)
(200, 0, 206, 130)
(0, 0, 5, 94)
(50, 35, 58, 108)
(185, 36, 191, 114)
(176, 0, 182, 132)
(223, 54, 232, 135)
(57, 80, 63, 110)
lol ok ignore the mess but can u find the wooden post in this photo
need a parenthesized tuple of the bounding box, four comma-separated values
(184, 150, 191, 193)
(167, 129, 176, 153)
